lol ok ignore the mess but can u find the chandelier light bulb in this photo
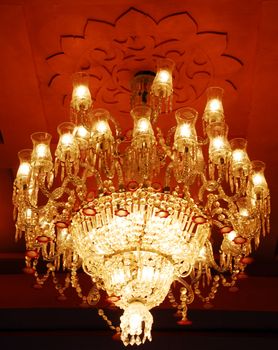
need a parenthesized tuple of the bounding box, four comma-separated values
(232, 149, 244, 162)
(178, 123, 192, 138)
(212, 136, 225, 150)
(71, 72, 92, 111)
(157, 69, 171, 84)
(17, 162, 31, 177)
(95, 120, 109, 134)
(252, 173, 264, 186)
(227, 230, 237, 241)
(151, 58, 175, 113)
(75, 125, 89, 139)
(208, 98, 222, 113)
(204, 87, 224, 124)
(137, 118, 151, 133)
(239, 208, 249, 217)
(74, 85, 89, 99)
(60, 133, 74, 146)
(35, 143, 48, 158)
(16, 149, 32, 181)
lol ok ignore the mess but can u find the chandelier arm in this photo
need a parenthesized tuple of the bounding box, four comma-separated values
(107, 112, 122, 139)
(204, 240, 230, 273)
(176, 277, 194, 304)
(177, 265, 193, 278)
(166, 126, 176, 146)
(156, 127, 174, 161)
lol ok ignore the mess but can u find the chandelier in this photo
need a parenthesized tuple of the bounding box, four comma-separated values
(13, 58, 270, 346)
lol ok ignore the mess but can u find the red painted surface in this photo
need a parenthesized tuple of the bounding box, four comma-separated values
(0, 0, 277, 326)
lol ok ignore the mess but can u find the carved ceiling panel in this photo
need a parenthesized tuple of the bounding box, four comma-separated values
(45, 8, 243, 120)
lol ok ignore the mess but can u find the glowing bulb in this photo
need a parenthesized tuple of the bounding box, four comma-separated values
(137, 118, 150, 133)
(212, 137, 224, 150)
(232, 149, 244, 163)
(96, 121, 108, 134)
(60, 133, 73, 146)
(157, 70, 170, 83)
(208, 98, 221, 112)
(17, 162, 31, 177)
(75, 125, 89, 139)
(227, 230, 237, 241)
(240, 208, 249, 217)
(252, 173, 264, 186)
(179, 123, 191, 138)
(35, 144, 48, 158)
(74, 85, 89, 99)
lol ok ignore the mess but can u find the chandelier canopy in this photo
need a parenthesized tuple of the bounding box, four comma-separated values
(13, 58, 270, 346)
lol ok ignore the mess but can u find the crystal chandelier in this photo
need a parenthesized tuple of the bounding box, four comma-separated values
(13, 58, 270, 346)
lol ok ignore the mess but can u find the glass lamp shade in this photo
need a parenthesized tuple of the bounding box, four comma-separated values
(151, 58, 174, 98)
(56, 122, 79, 163)
(30, 132, 53, 171)
(71, 72, 92, 111)
(16, 149, 32, 181)
(151, 58, 174, 114)
(249, 160, 269, 199)
(174, 107, 198, 152)
(203, 87, 224, 124)
(131, 106, 155, 148)
(90, 108, 114, 150)
(230, 138, 250, 177)
(206, 122, 231, 164)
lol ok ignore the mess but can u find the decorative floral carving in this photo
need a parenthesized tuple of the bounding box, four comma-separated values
(46, 7, 243, 115)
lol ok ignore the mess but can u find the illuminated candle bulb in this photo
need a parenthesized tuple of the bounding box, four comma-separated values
(71, 72, 92, 111)
(60, 133, 73, 146)
(240, 208, 249, 217)
(17, 149, 32, 180)
(75, 125, 89, 139)
(56, 122, 79, 163)
(230, 138, 250, 177)
(212, 136, 225, 150)
(96, 120, 109, 134)
(91, 109, 112, 137)
(206, 122, 231, 164)
(227, 230, 237, 241)
(174, 107, 198, 152)
(208, 98, 222, 113)
(31, 132, 52, 170)
(137, 118, 151, 133)
(131, 106, 154, 148)
(73, 125, 90, 150)
(90, 109, 113, 151)
(152, 58, 174, 97)
(203, 87, 224, 124)
(151, 58, 174, 113)
(36, 144, 48, 157)
(249, 160, 268, 199)
(156, 69, 171, 84)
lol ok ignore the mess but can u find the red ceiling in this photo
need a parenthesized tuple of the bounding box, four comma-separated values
(0, 0, 277, 333)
